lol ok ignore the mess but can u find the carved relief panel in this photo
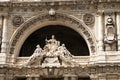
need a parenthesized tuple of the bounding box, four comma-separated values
(104, 12, 117, 51)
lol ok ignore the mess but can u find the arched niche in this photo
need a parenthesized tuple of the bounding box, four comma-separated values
(19, 25, 89, 56)
(9, 13, 96, 57)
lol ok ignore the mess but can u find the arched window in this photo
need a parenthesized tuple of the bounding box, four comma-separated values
(19, 25, 89, 57)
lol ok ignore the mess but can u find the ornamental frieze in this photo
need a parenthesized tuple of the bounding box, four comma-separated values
(4, 3, 97, 13)
(4, 65, 120, 78)
(98, 3, 120, 11)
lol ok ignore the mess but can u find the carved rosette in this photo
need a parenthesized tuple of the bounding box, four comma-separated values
(83, 13, 95, 26)
(12, 15, 24, 27)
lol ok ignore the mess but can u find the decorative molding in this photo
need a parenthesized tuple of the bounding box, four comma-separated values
(9, 13, 96, 56)
(2, 65, 120, 79)
(0, 1, 98, 7)
(98, 3, 120, 12)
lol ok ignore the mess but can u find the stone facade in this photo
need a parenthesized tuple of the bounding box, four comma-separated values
(0, 0, 120, 80)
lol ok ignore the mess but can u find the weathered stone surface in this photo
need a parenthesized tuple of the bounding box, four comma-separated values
(0, 0, 120, 80)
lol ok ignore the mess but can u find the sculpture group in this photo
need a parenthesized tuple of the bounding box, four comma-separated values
(24, 35, 77, 66)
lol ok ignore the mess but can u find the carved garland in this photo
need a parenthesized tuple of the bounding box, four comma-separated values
(10, 13, 96, 55)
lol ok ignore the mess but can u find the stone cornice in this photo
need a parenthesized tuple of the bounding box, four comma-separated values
(0, 0, 120, 8)
(0, 1, 98, 7)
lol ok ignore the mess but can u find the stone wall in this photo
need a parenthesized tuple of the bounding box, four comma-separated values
(0, 0, 120, 80)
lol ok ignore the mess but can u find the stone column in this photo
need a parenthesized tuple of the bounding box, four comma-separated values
(117, 12, 120, 51)
(97, 12, 104, 51)
(0, 16, 3, 49)
(1, 15, 8, 53)
(0, 15, 8, 64)
(96, 12, 106, 63)
(116, 12, 120, 62)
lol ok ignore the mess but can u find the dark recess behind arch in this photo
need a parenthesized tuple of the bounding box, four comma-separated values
(19, 25, 89, 57)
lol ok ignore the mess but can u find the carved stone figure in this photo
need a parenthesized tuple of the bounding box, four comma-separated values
(58, 44, 72, 58)
(43, 35, 60, 57)
(24, 35, 78, 66)
(24, 45, 43, 66)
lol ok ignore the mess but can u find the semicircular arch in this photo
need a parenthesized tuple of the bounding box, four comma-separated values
(9, 12, 96, 57)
